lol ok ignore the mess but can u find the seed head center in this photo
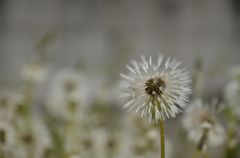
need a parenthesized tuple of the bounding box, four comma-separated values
(22, 134, 34, 145)
(145, 78, 166, 96)
(63, 79, 77, 92)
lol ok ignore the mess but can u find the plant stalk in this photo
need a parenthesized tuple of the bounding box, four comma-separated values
(193, 129, 208, 158)
(159, 119, 165, 158)
(204, 138, 209, 158)
(193, 149, 200, 158)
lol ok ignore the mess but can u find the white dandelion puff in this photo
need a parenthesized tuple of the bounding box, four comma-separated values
(120, 54, 191, 122)
(182, 99, 225, 147)
(13, 118, 51, 158)
(46, 69, 88, 120)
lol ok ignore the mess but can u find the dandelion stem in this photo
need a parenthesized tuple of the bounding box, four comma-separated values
(159, 119, 165, 158)
(0, 148, 5, 158)
(193, 149, 201, 158)
(197, 129, 208, 151)
(193, 129, 208, 158)
(21, 81, 34, 118)
(204, 138, 209, 158)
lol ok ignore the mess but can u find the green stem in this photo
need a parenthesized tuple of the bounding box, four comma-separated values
(159, 119, 165, 158)
(20, 81, 34, 119)
(193, 130, 208, 158)
(65, 94, 78, 155)
(197, 130, 208, 151)
(204, 138, 209, 158)
(0, 148, 5, 158)
(193, 149, 201, 158)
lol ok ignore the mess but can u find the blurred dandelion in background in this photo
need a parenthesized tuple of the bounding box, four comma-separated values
(13, 118, 51, 158)
(46, 68, 87, 121)
(182, 99, 225, 153)
(223, 65, 240, 158)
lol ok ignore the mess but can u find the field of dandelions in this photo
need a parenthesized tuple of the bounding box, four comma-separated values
(0, 33, 239, 158)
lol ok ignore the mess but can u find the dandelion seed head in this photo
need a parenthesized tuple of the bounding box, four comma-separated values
(182, 99, 225, 147)
(46, 69, 88, 120)
(13, 118, 51, 158)
(120, 54, 191, 122)
(63, 78, 78, 93)
(145, 78, 166, 96)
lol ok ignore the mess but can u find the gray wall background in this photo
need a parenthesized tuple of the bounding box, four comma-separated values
(0, 0, 239, 99)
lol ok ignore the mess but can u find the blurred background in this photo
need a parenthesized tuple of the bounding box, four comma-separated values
(0, 0, 239, 158)
(0, 0, 240, 98)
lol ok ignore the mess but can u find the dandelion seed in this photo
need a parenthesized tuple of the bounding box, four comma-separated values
(120, 54, 191, 122)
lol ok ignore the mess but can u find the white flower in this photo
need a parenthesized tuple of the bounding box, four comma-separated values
(46, 69, 88, 120)
(13, 118, 51, 158)
(21, 56, 48, 82)
(224, 80, 240, 118)
(182, 99, 225, 147)
(120, 54, 191, 122)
